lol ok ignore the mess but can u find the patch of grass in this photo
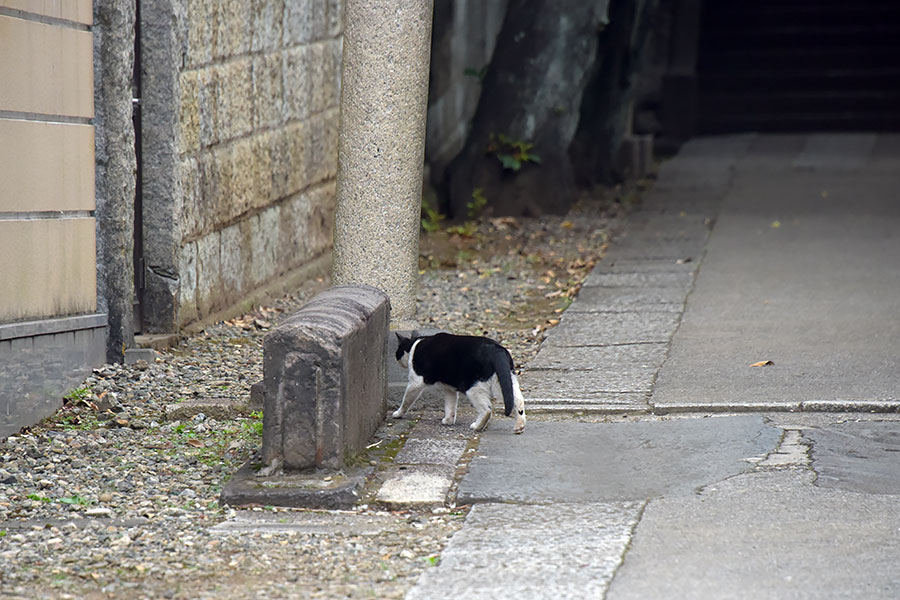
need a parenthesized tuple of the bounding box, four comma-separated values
(58, 495, 92, 506)
(63, 386, 91, 404)
(56, 412, 100, 431)
(27, 494, 52, 503)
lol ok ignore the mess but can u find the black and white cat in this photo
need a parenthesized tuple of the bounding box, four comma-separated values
(393, 332, 526, 434)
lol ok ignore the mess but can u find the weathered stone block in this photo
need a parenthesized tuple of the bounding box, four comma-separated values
(252, 52, 284, 129)
(219, 223, 246, 295)
(308, 42, 331, 115)
(214, 0, 252, 59)
(178, 70, 201, 154)
(196, 230, 221, 317)
(214, 59, 254, 142)
(278, 183, 335, 267)
(251, 0, 285, 52)
(325, 0, 344, 37)
(305, 109, 339, 186)
(186, 0, 214, 68)
(284, 0, 328, 45)
(178, 241, 198, 325)
(262, 285, 390, 470)
(283, 45, 314, 121)
(270, 121, 306, 199)
(249, 206, 280, 287)
(178, 157, 201, 239)
(197, 68, 218, 147)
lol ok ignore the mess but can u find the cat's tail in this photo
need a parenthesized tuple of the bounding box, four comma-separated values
(491, 349, 516, 417)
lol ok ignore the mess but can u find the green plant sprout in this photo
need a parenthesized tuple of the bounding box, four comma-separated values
(486, 133, 541, 172)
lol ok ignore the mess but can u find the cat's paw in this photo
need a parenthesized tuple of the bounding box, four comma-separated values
(514, 418, 526, 434)
(441, 416, 456, 426)
(470, 413, 491, 432)
(392, 409, 404, 419)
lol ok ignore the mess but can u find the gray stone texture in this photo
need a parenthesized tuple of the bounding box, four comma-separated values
(457, 417, 780, 504)
(332, 0, 434, 328)
(607, 470, 900, 599)
(542, 311, 681, 347)
(93, 0, 137, 361)
(808, 422, 900, 495)
(407, 502, 643, 600)
(652, 147, 900, 410)
(142, 0, 345, 331)
(262, 286, 390, 470)
(375, 464, 456, 506)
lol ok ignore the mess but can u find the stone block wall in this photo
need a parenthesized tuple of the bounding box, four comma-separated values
(142, 0, 344, 331)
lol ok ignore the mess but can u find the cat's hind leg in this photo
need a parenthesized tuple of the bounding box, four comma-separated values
(393, 381, 425, 419)
(466, 383, 492, 432)
(511, 374, 526, 434)
(442, 391, 458, 426)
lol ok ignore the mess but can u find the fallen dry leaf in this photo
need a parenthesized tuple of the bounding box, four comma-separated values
(750, 360, 774, 367)
(186, 439, 204, 448)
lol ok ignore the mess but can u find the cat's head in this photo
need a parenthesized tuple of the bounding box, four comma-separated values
(395, 333, 416, 368)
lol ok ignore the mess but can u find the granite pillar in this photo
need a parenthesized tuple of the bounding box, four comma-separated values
(332, 0, 434, 329)
(93, 0, 137, 361)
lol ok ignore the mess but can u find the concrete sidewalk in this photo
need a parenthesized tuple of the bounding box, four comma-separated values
(405, 134, 900, 599)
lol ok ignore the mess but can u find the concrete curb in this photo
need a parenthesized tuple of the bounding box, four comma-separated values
(220, 460, 373, 510)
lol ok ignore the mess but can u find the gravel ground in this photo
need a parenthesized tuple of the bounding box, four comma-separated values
(0, 189, 630, 599)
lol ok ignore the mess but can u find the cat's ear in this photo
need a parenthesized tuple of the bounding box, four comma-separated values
(395, 332, 407, 343)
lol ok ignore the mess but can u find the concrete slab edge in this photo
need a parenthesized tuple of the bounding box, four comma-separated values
(524, 400, 900, 416)
(220, 459, 373, 510)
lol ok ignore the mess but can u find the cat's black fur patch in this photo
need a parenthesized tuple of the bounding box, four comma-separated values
(397, 332, 516, 416)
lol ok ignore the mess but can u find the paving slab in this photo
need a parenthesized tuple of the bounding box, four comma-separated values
(592, 256, 699, 274)
(457, 417, 781, 504)
(582, 270, 694, 289)
(376, 464, 456, 507)
(210, 509, 401, 536)
(542, 311, 681, 347)
(395, 438, 468, 466)
(607, 470, 900, 600)
(808, 421, 900, 495)
(639, 188, 725, 215)
(599, 235, 709, 262)
(528, 342, 668, 372)
(569, 286, 687, 312)
(406, 502, 643, 600)
(520, 368, 656, 399)
(652, 169, 900, 409)
(792, 133, 876, 171)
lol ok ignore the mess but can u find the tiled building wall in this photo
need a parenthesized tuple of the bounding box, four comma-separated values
(0, 0, 106, 438)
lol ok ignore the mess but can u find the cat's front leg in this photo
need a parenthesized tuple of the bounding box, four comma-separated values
(393, 381, 425, 419)
(442, 391, 458, 426)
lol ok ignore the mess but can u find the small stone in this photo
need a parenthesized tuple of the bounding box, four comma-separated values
(99, 493, 114, 503)
(86, 508, 113, 518)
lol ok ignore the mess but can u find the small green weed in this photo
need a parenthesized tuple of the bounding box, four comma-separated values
(58, 495, 92, 506)
(463, 65, 488, 82)
(27, 494, 52, 503)
(62, 386, 92, 407)
(421, 195, 445, 233)
(467, 188, 487, 220)
(486, 133, 541, 172)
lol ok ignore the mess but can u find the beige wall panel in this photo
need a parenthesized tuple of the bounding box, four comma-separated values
(0, 218, 97, 321)
(0, 0, 93, 25)
(0, 14, 93, 117)
(0, 118, 94, 212)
